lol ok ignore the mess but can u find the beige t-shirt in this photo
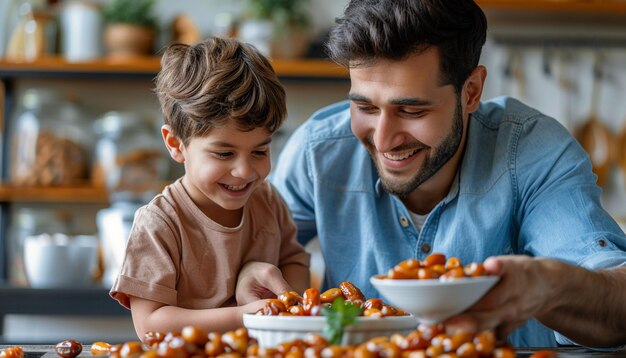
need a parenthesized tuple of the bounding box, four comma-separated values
(110, 178, 310, 309)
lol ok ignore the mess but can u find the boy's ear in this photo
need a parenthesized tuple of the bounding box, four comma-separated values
(161, 125, 185, 163)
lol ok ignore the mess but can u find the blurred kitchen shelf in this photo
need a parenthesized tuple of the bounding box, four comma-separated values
(0, 283, 128, 316)
(0, 185, 108, 203)
(477, 0, 626, 13)
(0, 56, 348, 80)
(0, 183, 173, 204)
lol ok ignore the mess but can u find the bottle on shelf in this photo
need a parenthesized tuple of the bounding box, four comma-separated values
(4, 0, 58, 62)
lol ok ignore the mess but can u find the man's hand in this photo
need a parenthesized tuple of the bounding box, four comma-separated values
(445, 255, 555, 339)
(236, 261, 293, 305)
(446, 256, 626, 347)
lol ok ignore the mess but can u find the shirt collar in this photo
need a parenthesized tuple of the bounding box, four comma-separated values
(441, 170, 461, 205)
(375, 178, 384, 197)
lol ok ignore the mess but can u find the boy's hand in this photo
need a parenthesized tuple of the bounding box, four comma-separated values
(240, 299, 271, 316)
(236, 261, 293, 305)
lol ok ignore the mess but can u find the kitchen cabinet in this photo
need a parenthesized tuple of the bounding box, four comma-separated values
(0, 55, 349, 343)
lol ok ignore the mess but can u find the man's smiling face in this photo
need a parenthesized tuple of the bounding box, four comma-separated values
(349, 48, 465, 196)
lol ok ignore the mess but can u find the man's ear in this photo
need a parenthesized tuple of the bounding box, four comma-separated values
(161, 125, 185, 163)
(463, 65, 487, 113)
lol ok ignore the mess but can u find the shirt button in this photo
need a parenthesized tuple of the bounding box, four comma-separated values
(399, 216, 409, 227)
(421, 243, 431, 253)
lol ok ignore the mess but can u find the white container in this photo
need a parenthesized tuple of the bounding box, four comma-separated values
(24, 233, 99, 288)
(61, 0, 102, 62)
(243, 314, 416, 348)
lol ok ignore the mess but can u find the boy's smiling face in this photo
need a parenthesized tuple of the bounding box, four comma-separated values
(163, 121, 272, 226)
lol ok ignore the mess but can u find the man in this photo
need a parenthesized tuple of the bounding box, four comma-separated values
(238, 0, 626, 349)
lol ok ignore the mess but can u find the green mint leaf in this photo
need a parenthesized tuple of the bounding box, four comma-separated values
(322, 298, 363, 345)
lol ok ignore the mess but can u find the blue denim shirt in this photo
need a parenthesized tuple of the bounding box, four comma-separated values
(270, 96, 626, 347)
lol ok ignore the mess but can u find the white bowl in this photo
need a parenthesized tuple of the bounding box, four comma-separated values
(370, 275, 499, 324)
(24, 234, 99, 288)
(243, 313, 417, 348)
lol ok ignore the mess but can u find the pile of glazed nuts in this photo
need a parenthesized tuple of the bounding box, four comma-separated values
(256, 281, 408, 317)
(379, 253, 491, 280)
(0, 325, 558, 358)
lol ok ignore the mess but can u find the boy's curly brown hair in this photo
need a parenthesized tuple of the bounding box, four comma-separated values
(155, 36, 287, 146)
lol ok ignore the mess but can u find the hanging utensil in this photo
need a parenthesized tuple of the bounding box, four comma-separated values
(574, 53, 613, 187)
(510, 47, 527, 100)
(500, 46, 527, 100)
(618, 124, 626, 181)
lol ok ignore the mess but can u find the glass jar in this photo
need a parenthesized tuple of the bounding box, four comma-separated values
(92, 111, 168, 198)
(11, 88, 92, 186)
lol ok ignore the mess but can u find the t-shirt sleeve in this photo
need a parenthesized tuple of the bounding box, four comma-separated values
(270, 185, 311, 269)
(109, 207, 180, 309)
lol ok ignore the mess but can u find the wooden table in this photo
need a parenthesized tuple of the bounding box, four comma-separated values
(5, 345, 626, 358)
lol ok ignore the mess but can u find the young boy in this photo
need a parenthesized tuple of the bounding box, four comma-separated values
(110, 36, 311, 338)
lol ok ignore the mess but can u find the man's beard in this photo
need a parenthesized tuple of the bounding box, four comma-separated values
(369, 99, 464, 197)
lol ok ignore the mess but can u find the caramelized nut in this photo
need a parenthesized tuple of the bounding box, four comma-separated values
(464, 262, 487, 277)
(493, 347, 516, 358)
(388, 267, 418, 279)
(440, 267, 466, 280)
(0, 347, 24, 358)
(303, 288, 321, 315)
(221, 328, 249, 355)
(279, 291, 303, 307)
(90, 342, 112, 356)
(363, 298, 384, 311)
(258, 299, 287, 315)
(445, 257, 462, 270)
(181, 325, 208, 346)
(363, 308, 383, 317)
(120, 342, 143, 358)
(423, 253, 446, 267)
(319, 288, 343, 303)
(473, 330, 495, 356)
(55, 340, 83, 358)
(143, 331, 165, 349)
(289, 305, 305, 316)
(205, 332, 224, 356)
(339, 281, 366, 301)
(417, 268, 439, 280)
